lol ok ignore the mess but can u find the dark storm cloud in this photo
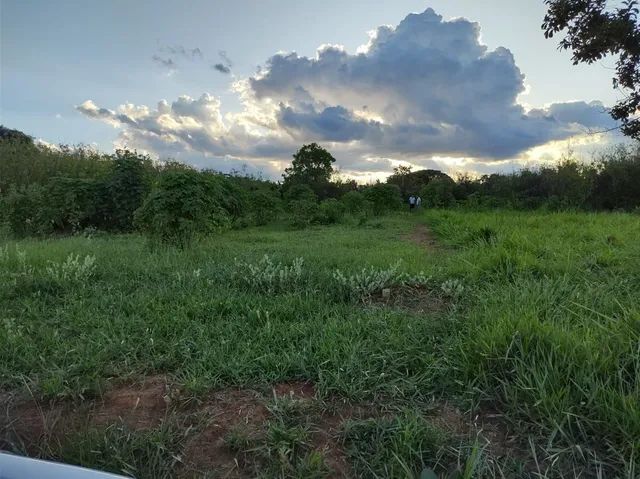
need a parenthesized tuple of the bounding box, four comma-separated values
(278, 104, 380, 141)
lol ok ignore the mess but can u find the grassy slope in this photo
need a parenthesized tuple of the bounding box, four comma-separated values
(1, 210, 638, 477)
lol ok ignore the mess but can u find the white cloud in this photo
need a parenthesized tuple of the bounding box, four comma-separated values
(77, 7, 618, 178)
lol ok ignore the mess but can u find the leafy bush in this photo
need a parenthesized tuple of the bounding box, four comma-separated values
(250, 190, 281, 226)
(284, 184, 317, 203)
(288, 200, 319, 229)
(340, 191, 368, 215)
(0, 140, 110, 193)
(102, 150, 153, 231)
(233, 255, 305, 294)
(314, 198, 345, 225)
(1, 183, 50, 236)
(43, 176, 103, 233)
(134, 169, 231, 248)
(440, 278, 465, 299)
(363, 183, 402, 215)
(589, 148, 640, 210)
(420, 177, 456, 207)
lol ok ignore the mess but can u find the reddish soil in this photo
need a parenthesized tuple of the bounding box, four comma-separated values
(1, 379, 518, 478)
(91, 375, 170, 429)
(179, 389, 268, 478)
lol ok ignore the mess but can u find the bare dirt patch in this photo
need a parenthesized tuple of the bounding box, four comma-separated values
(0, 392, 72, 453)
(1, 379, 521, 477)
(91, 375, 171, 429)
(178, 389, 268, 478)
(407, 224, 442, 250)
(312, 411, 352, 477)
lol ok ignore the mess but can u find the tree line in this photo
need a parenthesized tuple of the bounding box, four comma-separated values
(1, 126, 639, 246)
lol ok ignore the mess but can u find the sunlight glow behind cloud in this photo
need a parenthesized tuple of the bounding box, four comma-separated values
(76, 7, 619, 180)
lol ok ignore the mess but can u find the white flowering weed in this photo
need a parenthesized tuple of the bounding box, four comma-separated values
(233, 255, 305, 294)
(45, 253, 97, 283)
(332, 260, 404, 301)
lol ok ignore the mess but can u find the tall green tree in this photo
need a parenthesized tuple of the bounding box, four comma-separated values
(282, 143, 336, 198)
(543, 0, 640, 137)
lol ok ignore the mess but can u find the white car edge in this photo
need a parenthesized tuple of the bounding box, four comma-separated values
(0, 452, 131, 479)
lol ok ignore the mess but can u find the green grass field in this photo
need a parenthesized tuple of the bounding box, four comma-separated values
(1, 210, 638, 478)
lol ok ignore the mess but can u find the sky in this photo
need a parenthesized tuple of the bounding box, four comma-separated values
(0, 0, 627, 181)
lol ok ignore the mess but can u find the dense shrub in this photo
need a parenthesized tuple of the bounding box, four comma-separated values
(314, 198, 345, 225)
(0, 140, 110, 193)
(288, 200, 319, 229)
(420, 177, 456, 207)
(387, 166, 454, 198)
(0, 125, 33, 144)
(44, 176, 103, 233)
(589, 148, 640, 210)
(4, 128, 640, 241)
(447, 148, 640, 212)
(284, 184, 317, 203)
(102, 150, 153, 231)
(363, 183, 402, 215)
(1, 184, 49, 236)
(340, 191, 369, 215)
(249, 191, 282, 226)
(134, 169, 231, 248)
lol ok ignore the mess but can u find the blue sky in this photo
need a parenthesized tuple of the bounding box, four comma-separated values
(1, 0, 624, 179)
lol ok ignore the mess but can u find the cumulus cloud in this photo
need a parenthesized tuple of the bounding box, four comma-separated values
(80, 7, 617, 177)
(249, 8, 614, 159)
(76, 93, 295, 178)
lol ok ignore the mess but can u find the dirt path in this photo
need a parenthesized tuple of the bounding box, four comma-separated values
(406, 224, 441, 250)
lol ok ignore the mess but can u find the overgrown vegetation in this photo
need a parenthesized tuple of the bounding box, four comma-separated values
(1, 129, 639, 477)
(2, 210, 638, 476)
(3, 134, 640, 247)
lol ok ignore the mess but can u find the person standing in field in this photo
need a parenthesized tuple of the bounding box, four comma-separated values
(416, 196, 422, 208)
(409, 195, 416, 211)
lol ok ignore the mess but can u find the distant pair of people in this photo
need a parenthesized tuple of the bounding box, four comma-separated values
(409, 195, 421, 210)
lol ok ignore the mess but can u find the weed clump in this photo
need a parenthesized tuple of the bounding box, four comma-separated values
(332, 261, 403, 301)
(341, 412, 450, 478)
(469, 226, 498, 246)
(233, 255, 305, 294)
(45, 253, 96, 283)
(225, 396, 330, 478)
